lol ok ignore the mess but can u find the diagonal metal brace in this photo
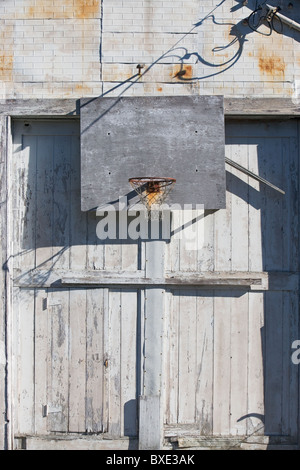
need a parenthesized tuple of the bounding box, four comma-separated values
(225, 157, 285, 195)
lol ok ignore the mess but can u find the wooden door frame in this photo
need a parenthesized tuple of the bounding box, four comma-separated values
(1, 98, 300, 450)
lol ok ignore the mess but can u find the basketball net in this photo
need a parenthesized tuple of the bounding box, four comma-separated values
(129, 177, 176, 219)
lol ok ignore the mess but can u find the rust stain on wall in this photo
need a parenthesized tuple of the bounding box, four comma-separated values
(74, 0, 100, 19)
(258, 51, 285, 79)
(172, 64, 193, 81)
(25, 0, 100, 19)
(74, 83, 92, 94)
(0, 53, 13, 81)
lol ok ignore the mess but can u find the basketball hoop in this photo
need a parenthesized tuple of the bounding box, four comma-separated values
(129, 177, 176, 219)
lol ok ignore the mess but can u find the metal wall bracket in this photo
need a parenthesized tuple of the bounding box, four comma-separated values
(42, 405, 62, 417)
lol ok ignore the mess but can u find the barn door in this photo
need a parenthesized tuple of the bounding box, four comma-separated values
(163, 119, 299, 448)
(12, 120, 140, 441)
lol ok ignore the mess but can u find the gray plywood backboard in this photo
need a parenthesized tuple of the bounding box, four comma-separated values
(80, 95, 226, 211)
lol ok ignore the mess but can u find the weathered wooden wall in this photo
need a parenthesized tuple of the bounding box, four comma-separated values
(11, 120, 141, 447)
(8, 117, 300, 449)
(163, 119, 299, 447)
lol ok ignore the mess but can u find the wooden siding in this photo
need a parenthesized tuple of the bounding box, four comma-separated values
(163, 119, 299, 445)
(12, 120, 140, 439)
(10, 118, 300, 449)
(13, 286, 139, 437)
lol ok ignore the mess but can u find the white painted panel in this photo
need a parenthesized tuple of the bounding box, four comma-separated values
(229, 293, 248, 435)
(120, 290, 138, 437)
(163, 119, 299, 442)
(248, 143, 263, 272)
(247, 293, 265, 436)
(213, 293, 231, 436)
(34, 289, 49, 435)
(35, 136, 54, 270)
(163, 291, 179, 425)
(86, 288, 105, 433)
(107, 289, 121, 436)
(47, 289, 69, 433)
(177, 291, 197, 424)
(15, 288, 35, 434)
(69, 289, 87, 433)
(195, 293, 214, 435)
(230, 142, 249, 271)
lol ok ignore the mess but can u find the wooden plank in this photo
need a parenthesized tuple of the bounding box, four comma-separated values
(69, 133, 88, 271)
(47, 289, 69, 433)
(248, 140, 263, 272)
(196, 293, 214, 435)
(68, 289, 86, 433)
(264, 291, 283, 435)
(107, 289, 121, 437)
(86, 211, 105, 270)
(15, 268, 300, 291)
(61, 276, 263, 287)
(61, 270, 267, 287)
(86, 288, 104, 433)
(0, 98, 298, 118)
(163, 290, 179, 425)
(177, 436, 242, 449)
(34, 289, 49, 435)
(261, 137, 284, 271)
(143, 239, 165, 396)
(179, 209, 200, 272)
(143, 288, 164, 396)
(167, 210, 180, 273)
(52, 135, 71, 270)
(178, 292, 197, 424)
(16, 288, 35, 434)
(230, 292, 248, 435)
(120, 290, 138, 437)
(247, 292, 265, 436)
(199, 210, 215, 272)
(213, 293, 231, 435)
(282, 291, 298, 439)
(23, 435, 138, 451)
(16, 132, 37, 270)
(141, 239, 165, 449)
(35, 135, 54, 270)
(282, 134, 299, 272)
(229, 142, 249, 272)
(0, 100, 80, 116)
(102, 288, 110, 433)
(214, 144, 232, 271)
(224, 98, 300, 116)
(139, 395, 161, 450)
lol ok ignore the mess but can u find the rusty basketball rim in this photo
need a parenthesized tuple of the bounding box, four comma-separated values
(129, 177, 176, 213)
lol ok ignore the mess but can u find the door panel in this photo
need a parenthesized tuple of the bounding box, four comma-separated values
(12, 120, 140, 439)
(164, 119, 299, 442)
(12, 118, 300, 446)
(14, 286, 139, 436)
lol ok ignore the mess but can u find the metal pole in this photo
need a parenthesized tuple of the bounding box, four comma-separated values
(266, 4, 300, 32)
(225, 157, 285, 195)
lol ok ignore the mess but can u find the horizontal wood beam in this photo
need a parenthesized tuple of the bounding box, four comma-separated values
(0, 98, 299, 118)
(224, 98, 300, 117)
(15, 435, 137, 450)
(13, 269, 299, 291)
